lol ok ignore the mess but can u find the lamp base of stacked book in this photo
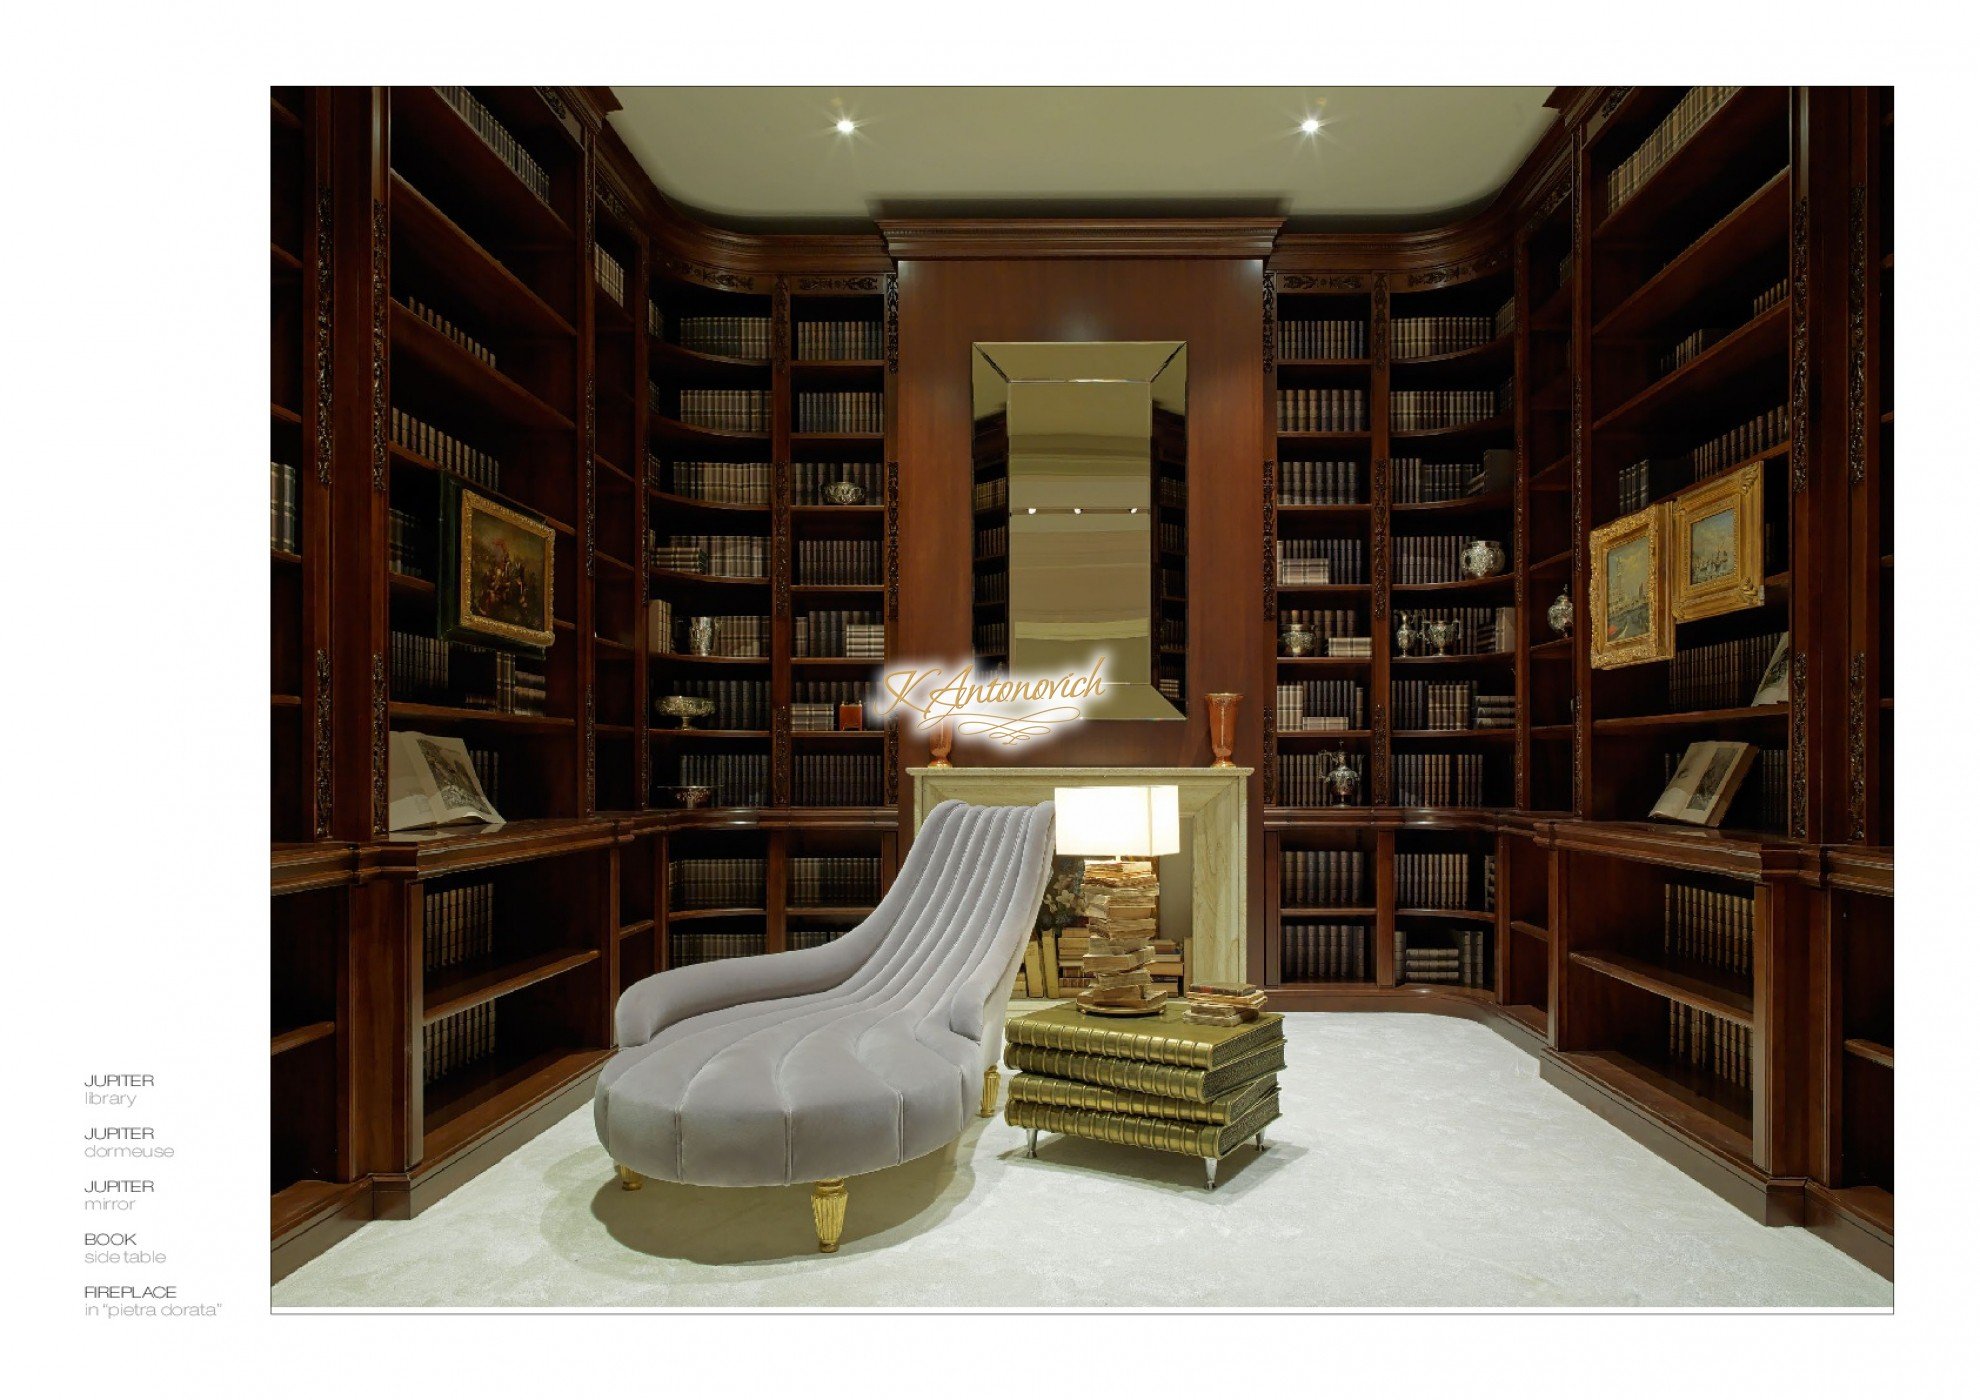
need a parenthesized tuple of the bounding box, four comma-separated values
(1181, 981, 1269, 1027)
(1073, 859, 1167, 1017)
(1003, 1002, 1284, 1189)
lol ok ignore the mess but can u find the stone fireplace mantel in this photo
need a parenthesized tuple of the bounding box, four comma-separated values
(908, 765, 1253, 985)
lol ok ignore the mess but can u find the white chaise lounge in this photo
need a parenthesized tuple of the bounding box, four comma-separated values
(593, 799, 1055, 1251)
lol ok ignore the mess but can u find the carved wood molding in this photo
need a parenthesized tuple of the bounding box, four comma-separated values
(1600, 87, 1629, 117)
(312, 184, 333, 488)
(370, 652, 388, 835)
(584, 690, 596, 815)
(884, 460, 900, 626)
(1521, 175, 1571, 237)
(877, 216, 1284, 261)
(884, 273, 900, 375)
(1569, 134, 1586, 816)
(369, 200, 388, 494)
(772, 274, 790, 362)
(1789, 650, 1809, 839)
(1370, 458, 1390, 621)
(656, 253, 762, 294)
(1403, 249, 1510, 289)
(1370, 273, 1390, 364)
(1261, 459, 1278, 622)
(597, 175, 632, 227)
(313, 649, 333, 839)
(1262, 704, 1278, 805)
(772, 707, 792, 806)
(793, 275, 881, 293)
(1789, 195, 1810, 495)
(1279, 272, 1367, 292)
(1847, 651, 1867, 842)
(1371, 700, 1388, 804)
(584, 375, 597, 579)
(772, 462, 792, 622)
(885, 722, 900, 805)
(1848, 184, 1868, 486)
(1261, 271, 1276, 375)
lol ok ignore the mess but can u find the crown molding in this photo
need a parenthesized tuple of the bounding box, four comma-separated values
(878, 217, 1285, 262)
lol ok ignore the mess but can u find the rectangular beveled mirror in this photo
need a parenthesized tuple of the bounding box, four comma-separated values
(971, 341, 1187, 721)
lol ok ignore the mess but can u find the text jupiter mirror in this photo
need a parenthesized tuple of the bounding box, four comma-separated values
(971, 341, 1187, 721)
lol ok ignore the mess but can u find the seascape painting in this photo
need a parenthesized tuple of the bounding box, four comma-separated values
(1605, 535, 1652, 643)
(1689, 507, 1737, 585)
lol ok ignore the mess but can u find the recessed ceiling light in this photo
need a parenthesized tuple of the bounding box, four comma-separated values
(1299, 116, 1321, 135)
(835, 117, 857, 135)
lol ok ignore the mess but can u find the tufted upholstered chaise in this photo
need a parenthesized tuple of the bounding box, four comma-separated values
(594, 799, 1055, 1251)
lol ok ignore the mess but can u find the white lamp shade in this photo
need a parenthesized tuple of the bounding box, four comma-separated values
(1053, 785, 1181, 858)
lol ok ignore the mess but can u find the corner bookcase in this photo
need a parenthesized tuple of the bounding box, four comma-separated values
(1263, 87, 1893, 1276)
(269, 86, 899, 1279)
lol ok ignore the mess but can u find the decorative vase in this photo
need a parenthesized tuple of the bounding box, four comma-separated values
(1425, 619, 1459, 657)
(1547, 586, 1574, 637)
(822, 479, 867, 506)
(1206, 692, 1241, 768)
(927, 719, 954, 769)
(1281, 623, 1315, 658)
(1394, 612, 1418, 658)
(1325, 751, 1361, 807)
(1460, 539, 1507, 579)
(685, 616, 716, 657)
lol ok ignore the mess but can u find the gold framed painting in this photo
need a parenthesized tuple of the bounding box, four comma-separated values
(1588, 502, 1673, 669)
(440, 483, 556, 652)
(1670, 462, 1765, 622)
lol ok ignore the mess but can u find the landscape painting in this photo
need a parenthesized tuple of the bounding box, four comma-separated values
(1606, 535, 1652, 643)
(1688, 507, 1737, 585)
(1589, 503, 1672, 669)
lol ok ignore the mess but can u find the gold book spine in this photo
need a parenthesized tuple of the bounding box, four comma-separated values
(1005, 1092, 1281, 1158)
(1006, 1071, 1278, 1125)
(1004, 1012, 1283, 1070)
(1004, 1045, 1211, 1099)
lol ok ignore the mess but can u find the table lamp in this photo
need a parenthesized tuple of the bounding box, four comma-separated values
(1054, 785, 1181, 1016)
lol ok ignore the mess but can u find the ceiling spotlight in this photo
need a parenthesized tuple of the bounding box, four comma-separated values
(1072, 507, 1083, 515)
(1299, 116, 1321, 135)
(835, 117, 857, 135)
(1026, 507, 1037, 515)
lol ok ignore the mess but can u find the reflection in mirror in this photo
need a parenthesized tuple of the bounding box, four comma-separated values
(972, 342, 1186, 720)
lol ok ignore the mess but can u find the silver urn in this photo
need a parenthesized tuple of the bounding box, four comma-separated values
(1547, 586, 1574, 637)
(1325, 751, 1361, 807)
(1460, 539, 1507, 579)
(822, 479, 867, 506)
(1281, 622, 1316, 658)
(1394, 612, 1418, 657)
(685, 616, 716, 657)
(1424, 619, 1460, 657)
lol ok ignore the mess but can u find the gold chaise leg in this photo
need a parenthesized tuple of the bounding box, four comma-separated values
(811, 1179, 848, 1253)
(979, 1066, 1000, 1118)
(617, 1163, 644, 1191)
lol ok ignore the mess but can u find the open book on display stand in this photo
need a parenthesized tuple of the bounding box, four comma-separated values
(387, 730, 505, 832)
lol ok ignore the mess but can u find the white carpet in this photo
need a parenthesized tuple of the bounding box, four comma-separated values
(274, 1011, 1892, 1308)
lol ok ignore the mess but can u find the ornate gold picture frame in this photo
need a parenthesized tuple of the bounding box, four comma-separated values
(1670, 462, 1765, 622)
(1589, 502, 1673, 670)
(442, 485, 556, 651)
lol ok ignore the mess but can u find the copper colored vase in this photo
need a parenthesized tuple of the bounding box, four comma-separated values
(927, 719, 954, 768)
(1206, 692, 1241, 768)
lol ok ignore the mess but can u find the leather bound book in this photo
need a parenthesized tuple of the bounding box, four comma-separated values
(1003, 1001, 1285, 1071)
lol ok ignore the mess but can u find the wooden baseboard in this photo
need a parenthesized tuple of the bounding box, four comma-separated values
(1803, 1181, 1895, 1279)
(271, 1179, 373, 1284)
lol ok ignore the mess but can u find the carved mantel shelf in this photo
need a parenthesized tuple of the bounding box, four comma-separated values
(907, 766, 1254, 984)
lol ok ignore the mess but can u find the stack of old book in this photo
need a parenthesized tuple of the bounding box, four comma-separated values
(1075, 860, 1167, 1016)
(1181, 981, 1269, 1027)
(1004, 1002, 1284, 1164)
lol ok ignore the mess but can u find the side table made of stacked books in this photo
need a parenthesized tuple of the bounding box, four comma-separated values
(1002, 1001, 1284, 1189)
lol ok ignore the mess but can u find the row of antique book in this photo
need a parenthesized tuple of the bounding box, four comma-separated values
(1158, 521, 1186, 554)
(649, 533, 769, 579)
(594, 246, 626, 308)
(1390, 387, 1506, 432)
(974, 524, 1007, 562)
(1279, 751, 1368, 807)
(404, 295, 496, 367)
(794, 610, 883, 658)
(794, 753, 884, 807)
(1392, 306, 1514, 361)
(1667, 631, 1789, 712)
(387, 507, 425, 578)
(1602, 86, 1740, 215)
(1276, 538, 1365, 585)
(1664, 879, 1755, 977)
(391, 408, 501, 489)
(434, 87, 552, 204)
(1391, 681, 1515, 731)
(271, 462, 301, 553)
(1276, 460, 1363, 506)
(657, 458, 770, 505)
(973, 570, 1007, 604)
(796, 680, 883, 721)
(1392, 753, 1491, 807)
(670, 857, 767, 909)
(1391, 450, 1513, 504)
(796, 539, 882, 586)
(1279, 849, 1368, 906)
(973, 620, 1007, 655)
(795, 392, 883, 434)
(671, 931, 768, 966)
(973, 477, 1008, 512)
(1396, 851, 1496, 910)
(790, 927, 851, 951)
(663, 313, 772, 360)
(659, 677, 770, 730)
(795, 461, 884, 503)
(1276, 388, 1368, 432)
(1392, 534, 1504, 584)
(1276, 319, 1366, 359)
(665, 388, 772, 433)
(1622, 409, 1790, 516)
(788, 857, 882, 907)
(1274, 680, 1367, 732)
(1280, 923, 1369, 982)
(422, 879, 496, 973)
(1394, 606, 1517, 656)
(794, 320, 883, 360)
(1669, 1003, 1753, 1089)
(675, 753, 769, 807)
(390, 630, 546, 715)
(423, 1003, 498, 1086)
(1398, 928, 1491, 988)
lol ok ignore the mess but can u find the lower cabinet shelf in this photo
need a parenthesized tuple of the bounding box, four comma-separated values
(423, 1047, 612, 1164)
(1552, 1047, 1754, 1164)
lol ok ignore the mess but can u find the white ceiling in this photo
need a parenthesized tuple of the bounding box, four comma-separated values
(607, 87, 1558, 230)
